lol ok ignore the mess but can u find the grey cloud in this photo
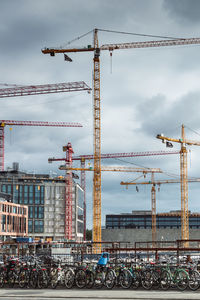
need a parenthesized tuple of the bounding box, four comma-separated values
(136, 91, 200, 137)
(1, 0, 200, 223)
(163, 0, 200, 25)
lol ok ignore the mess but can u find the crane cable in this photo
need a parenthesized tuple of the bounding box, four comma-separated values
(60, 28, 183, 49)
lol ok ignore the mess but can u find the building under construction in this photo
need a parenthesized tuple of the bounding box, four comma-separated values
(0, 163, 84, 242)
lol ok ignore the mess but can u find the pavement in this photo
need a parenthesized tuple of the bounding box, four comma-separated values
(0, 289, 200, 300)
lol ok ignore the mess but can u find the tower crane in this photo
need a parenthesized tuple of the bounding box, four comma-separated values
(60, 164, 162, 251)
(42, 28, 200, 245)
(157, 124, 200, 246)
(121, 176, 200, 245)
(49, 149, 179, 240)
(50, 144, 163, 243)
(0, 120, 82, 171)
(0, 80, 91, 171)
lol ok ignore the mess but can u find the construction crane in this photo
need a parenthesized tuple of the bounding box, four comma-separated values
(49, 149, 179, 240)
(0, 120, 82, 171)
(157, 124, 200, 245)
(42, 28, 200, 245)
(0, 81, 91, 98)
(62, 142, 74, 240)
(121, 176, 200, 245)
(60, 164, 162, 251)
(50, 147, 163, 242)
(60, 165, 162, 173)
(0, 80, 91, 171)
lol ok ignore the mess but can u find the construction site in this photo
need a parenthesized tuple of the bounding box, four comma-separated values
(1, 28, 200, 259)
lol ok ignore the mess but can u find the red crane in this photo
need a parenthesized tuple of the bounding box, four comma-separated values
(0, 81, 91, 98)
(0, 80, 91, 171)
(49, 149, 179, 240)
(0, 120, 82, 171)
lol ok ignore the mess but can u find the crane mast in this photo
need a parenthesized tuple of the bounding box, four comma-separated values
(93, 29, 101, 250)
(180, 125, 189, 244)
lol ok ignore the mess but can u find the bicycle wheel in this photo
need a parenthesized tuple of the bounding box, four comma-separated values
(94, 271, 104, 289)
(19, 270, 28, 288)
(175, 269, 189, 291)
(160, 270, 171, 290)
(75, 269, 86, 288)
(151, 270, 160, 289)
(29, 271, 38, 288)
(0, 271, 5, 288)
(188, 270, 200, 291)
(119, 269, 132, 289)
(7, 270, 16, 288)
(65, 268, 75, 289)
(37, 270, 48, 289)
(51, 272, 59, 289)
(132, 270, 141, 289)
(105, 269, 115, 289)
(86, 270, 94, 289)
(141, 270, 153, 290)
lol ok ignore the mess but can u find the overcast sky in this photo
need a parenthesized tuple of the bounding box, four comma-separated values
(1, 0, 200, 228)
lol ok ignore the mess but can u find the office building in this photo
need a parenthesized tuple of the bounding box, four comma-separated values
(0, 164, 84, 241)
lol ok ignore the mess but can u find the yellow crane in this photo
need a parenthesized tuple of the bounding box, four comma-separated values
(42, 29, 200, 246)
(61, 164, 161, 252)
(121, 176, 200, 246)
(156, 125, 200, 245)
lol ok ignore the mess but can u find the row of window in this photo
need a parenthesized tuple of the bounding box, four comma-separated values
(28, 206, 44, 219)
(1, 184, 44, 205)
(106, 216, 200, 221)
(0, 203, 27, 215)
(107, 225, 200, 229)
(107, 220, 200, 225)
(28, 220, 44, 233)
(1, 215, 27, 233)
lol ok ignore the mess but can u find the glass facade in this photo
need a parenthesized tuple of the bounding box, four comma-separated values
(106, 213, 200, 229)
(0, 174, 85, 241)
(1, 183, 44, 234)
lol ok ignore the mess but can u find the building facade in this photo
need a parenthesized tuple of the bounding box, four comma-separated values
(0, 167, 84, 241)
(0, 200, 28, 238)
(103, 210, 200, 244)
(106, 210, 200, 229)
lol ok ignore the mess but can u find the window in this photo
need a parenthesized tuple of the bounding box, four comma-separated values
(34, 206, 44, 218)
(19, 186, 23, 204)
(77, 221, 84, 234)
(7, 185, 11, 194)
(24, 185, 28, 204)
(13, 185, 18, 203)
(78, 208, 83, 221)
(34, 220, 44, 233)
(28, 220, 33, 233)
(35, 186, 41, 204)
(29, 206, 33, 218)
(38, 206, 44, 219)
(1, 184, 6, 193)
(40, 186, 44, 204)
(77, 188, 84, 209)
